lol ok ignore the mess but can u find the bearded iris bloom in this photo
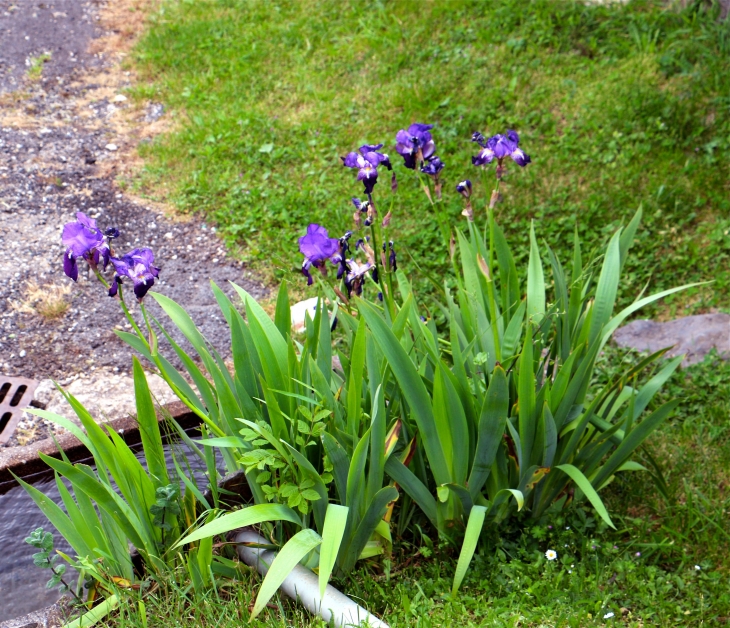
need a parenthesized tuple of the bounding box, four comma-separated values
(472, 130, 531, 168)
(341, 144, 392, 195)
(344, 259, 373, 297)
(61, 212, 111, 281)
(420, 155, 444, 177)
(395, 123, 435, 169)
(109, 248, 160, 300)
(298, 223, 341, 285)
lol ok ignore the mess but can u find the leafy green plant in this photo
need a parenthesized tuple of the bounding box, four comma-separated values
(24, 527, 82, 602)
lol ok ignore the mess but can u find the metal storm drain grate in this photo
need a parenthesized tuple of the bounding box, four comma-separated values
(0, 376, 39, 446)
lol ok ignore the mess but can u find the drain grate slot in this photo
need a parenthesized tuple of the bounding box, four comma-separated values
(0, 377, 39, 446)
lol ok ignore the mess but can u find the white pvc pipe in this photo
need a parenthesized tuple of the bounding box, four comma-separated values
(234, 529, 389, 628)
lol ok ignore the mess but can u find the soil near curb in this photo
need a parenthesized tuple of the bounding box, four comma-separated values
(0, 0, 267, 449)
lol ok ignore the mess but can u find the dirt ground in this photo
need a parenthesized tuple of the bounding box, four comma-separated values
(0, 0, 266, 444)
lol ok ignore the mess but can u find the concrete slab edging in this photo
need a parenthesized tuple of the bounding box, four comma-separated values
(0, 401, 200, 490)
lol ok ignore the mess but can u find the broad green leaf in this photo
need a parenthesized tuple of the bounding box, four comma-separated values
(384, 457, 438, 528)
(274, 280, 291, 338)
(319, 504, 349, 598)
(556, 464, 615, 529)
(283, 443, 328, 532)
(340, 486, 398, 572)
(452, 505, 486, 595)
(367, 385, 386, 504)
(14, 474, 95, 560)
(38, 455, 152, 554)
(618, 206, 642, 271)
(468, 365, 508, 499)
(321, 432, 350, 503)
(251, 529, 322, 618)
(62, 594, 119, 628)
(518, 325, 536, 474)
(133, 357, 169, 490)
(346, 317, 367, 440)
(591, 400, 679, 489)
(588, 230, 621, 345)
(175, 504, 302, 547)
(526, 222, 545, 324)
(358, 300, 450, 485)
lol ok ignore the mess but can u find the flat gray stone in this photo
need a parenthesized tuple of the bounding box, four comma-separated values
(0, 596, 72, 628)
(612, 313, 730, 366)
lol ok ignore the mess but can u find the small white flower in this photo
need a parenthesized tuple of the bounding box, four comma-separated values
(545, 549, 557, 561)
(695, 565, 701, 570)
(603, 611, 615, 619)
(565, 526, 570, 530)
(568, 570, 572, 574)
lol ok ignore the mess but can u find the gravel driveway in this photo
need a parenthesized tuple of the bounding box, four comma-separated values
(0, 0, 266, 448)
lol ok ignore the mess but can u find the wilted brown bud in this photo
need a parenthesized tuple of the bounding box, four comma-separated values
(461, 200, 474, 222)
(382, 211, 392, 227)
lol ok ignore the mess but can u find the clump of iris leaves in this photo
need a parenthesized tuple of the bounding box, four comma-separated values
(19, 106, 714, 628)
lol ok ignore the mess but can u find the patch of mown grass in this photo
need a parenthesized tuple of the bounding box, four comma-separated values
(133, 0, 730, 311)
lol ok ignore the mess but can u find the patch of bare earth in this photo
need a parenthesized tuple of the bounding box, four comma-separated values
(0, 0, 265, 449)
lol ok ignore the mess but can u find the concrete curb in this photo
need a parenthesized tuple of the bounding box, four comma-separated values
(0, 401, 199, 491)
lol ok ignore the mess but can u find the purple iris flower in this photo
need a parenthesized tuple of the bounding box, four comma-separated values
(420, 155, 444, 177)
(344, 260, 373, 297)
(395, 123, 435, 169)
(384, 241, 397, 272)
(61, 212, 111, 282)
(337, 231, 353, 279)
(351, 197, 369, 213)
(341, 144, 392, 195)
(456, 180, 472, 198)
(108, 248, 160, 300)
(298, 223, 341, 285)
(472, 130, 531, 168)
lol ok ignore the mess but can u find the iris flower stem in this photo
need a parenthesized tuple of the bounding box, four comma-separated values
(116, 284, 146, 340)
(139, 302, 159, 358)
(368, 216, 396, 321)
(415, 170, 451, 251)
(479, 170, 502, 364)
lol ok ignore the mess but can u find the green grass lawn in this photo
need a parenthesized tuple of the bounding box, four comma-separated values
(116, 0, 730, 625)
(133, 0, 730, 313)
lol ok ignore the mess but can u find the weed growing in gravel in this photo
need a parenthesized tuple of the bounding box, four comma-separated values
(11, 279, 71, 320)
(26, 52, 51, 82)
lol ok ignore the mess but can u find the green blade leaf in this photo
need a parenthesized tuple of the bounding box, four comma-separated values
(62, 594, 119, 628)
(452, 505, 486, 595)
(468, 365, 509, 498)
(588, 230, 621, 345)
(175, 504, 302, 548)
(318, 504, 349, 599)
(358, 300, 450, 485)
(133, 357, 169, 490)
(251, 529, 322, 619)
(555, 464, 615, 529)
(274, 280, 292, 338)
(13, 473, 94, 560)
(384, 457, 438, 528)
(526, 222, 545, 324)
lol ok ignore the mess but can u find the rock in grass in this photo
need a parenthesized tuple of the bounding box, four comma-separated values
(612, 313, 730, 366)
